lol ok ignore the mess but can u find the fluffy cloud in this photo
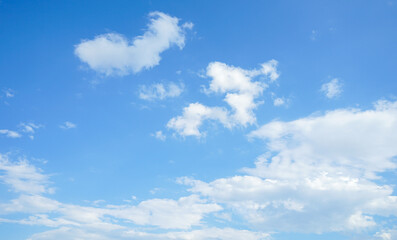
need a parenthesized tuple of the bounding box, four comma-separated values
(168, 60, 279, 137)
(321, 78, 342, 98)
(273, 97, 285, 106)
(206, 60, 278, 125)
(248, 99, 397, 179)
(167, 103, 231, 137)
(139, 82, 184, 101)
(178, 100, 397, 233)
(180, 174, 392, 233)
(75, 12, 191, 76)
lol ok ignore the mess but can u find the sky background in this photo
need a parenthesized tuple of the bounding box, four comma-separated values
(1, 1, 397, 239)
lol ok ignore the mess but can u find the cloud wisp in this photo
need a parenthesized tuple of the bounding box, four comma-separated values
(139, 82, 184, 101)
(321, 78, 342, 99)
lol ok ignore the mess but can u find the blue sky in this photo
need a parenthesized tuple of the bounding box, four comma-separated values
(1, 0, 397, 239)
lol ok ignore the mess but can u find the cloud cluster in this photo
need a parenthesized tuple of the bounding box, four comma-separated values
(75, 12, 192, 76)
(178, 100, 397, 234)
(168, 60, 280, 137)
(0, 122, 42, 139)
(0, 154, 268, 240)
(2, 100, 397, 239)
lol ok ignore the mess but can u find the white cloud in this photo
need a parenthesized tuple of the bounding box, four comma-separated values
(19, 122, 42, 135)
(375, 229, 397, 240)
(139, 82, 184, 101)
(180, 174, 390, 233)
(0, 154, 51, 195)
(152, 130, 166, 141)
(248, 99, 397, 179)
(28, 226, 269, 240)
(0, 153, 225, 238)
(321, 78, 342, 98)
(168, 60, 280, 137)
(167, 103, 231, 137)
(273, 97, 285, 106)
(124, 227, 270, 240)
(175, 100, 397, 233)
(1, 195, 61, 214)
(0, 129, 21, 138)
(75, 12, 191, 76)
(206, 60, 278, 125)
(28, 227, 114, 240)
(108, 195, 221, 229)
(182, 22, 194, 30)
(59, 121, 76, 129)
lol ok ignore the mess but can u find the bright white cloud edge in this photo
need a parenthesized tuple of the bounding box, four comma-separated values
(75, 12, 191, 76)
(167, 60, 280, 137)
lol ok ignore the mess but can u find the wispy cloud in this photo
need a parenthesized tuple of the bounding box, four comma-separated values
(321, 78, 342, 99)
(2, 88, 15, 98)
(59, 121, 76, 130)
(0, 129, 21, 138)
(19, 122, 43, 139)
(151, 130, 166, 141)
(139, 82, 184, 101)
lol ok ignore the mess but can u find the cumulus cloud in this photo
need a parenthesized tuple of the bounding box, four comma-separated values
(248, 99, 397, 179)
(75, 12, 191, 76)
(177, 100, 397, 233)
(168, 60, 280, 137)
(206, 60, 278, 125)
(321, 78, 342, 98)
(59, 121, 76, 130)
(167, 103, 231, 137)
(139, 82, 184, 101)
